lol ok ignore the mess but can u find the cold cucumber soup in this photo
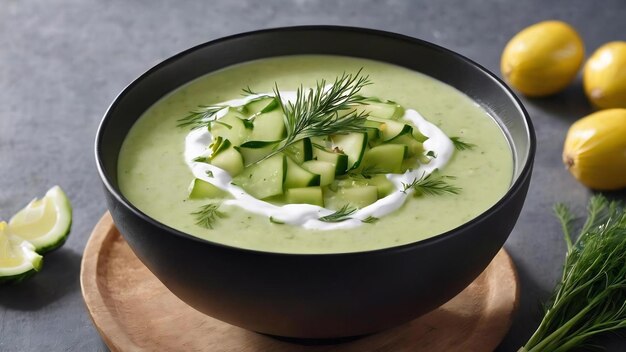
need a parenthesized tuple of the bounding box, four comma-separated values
(118, 55, 513, 254)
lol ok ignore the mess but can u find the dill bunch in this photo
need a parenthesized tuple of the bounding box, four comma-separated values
(520, 195, 626, 352)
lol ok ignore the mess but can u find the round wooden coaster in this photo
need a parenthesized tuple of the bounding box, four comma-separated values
(80, 213, 519, 352)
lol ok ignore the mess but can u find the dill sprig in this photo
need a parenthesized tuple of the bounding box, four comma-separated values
(177, 105, 227, 129)
(401, 173, 461, 196)
(241, 70, 371, 164)
(521, 196, 626, 352)
(361, 216, 379, 224)
(192, 203, 226, 229)
(319, 204, 357, 223)
(450, 136, 476, 151)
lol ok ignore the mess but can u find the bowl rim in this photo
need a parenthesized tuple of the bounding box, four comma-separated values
(95, 25, 536, 257)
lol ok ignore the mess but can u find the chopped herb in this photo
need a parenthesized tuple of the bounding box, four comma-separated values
(192, 203, 226, 229)
(319, 204, 357, 223)
(361, 216, 379, 224)
(193, 156, 207, 163)
(242, 86, 258, 96)
(450, 136, 476, 151)
(205, 170, 214, 178)
(177, 105, 226, 130)
(426, 150, 437, 158)
(401, 173, 461, 196)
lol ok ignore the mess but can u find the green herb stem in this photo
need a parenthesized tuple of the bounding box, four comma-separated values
(521, 196, 626, 352)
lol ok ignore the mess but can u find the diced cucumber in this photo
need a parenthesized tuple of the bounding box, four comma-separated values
(239, 96, 278, 116)
(285, 187, 323, 206)
(366, 175, 395, 198)
(360, 144, 407, 174)
(355, 99, 405, 120)
(237, 144, 275, 166)
(233, 154, 286, 199)
(301, 160, 336, 186)
(187, 178, 227, 199)
(324, 185, 379, 209)
(380, 120, 414, 142)
(284, 157, 320, 189)
(210, 144, 245, 176)
(312, 146, 349, 175)
(251, 110, 286, 141)
(387, 133, 425, 157)
(284, 138, 313, 164)
(363, 120, 383, 145)
(331, 132, 368, 170)
(209, 110, 250, 146)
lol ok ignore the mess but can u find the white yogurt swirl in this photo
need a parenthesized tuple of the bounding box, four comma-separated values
(184, 92, 454, 230)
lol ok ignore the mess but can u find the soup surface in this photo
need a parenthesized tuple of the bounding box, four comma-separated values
(118, 55, 513, 253)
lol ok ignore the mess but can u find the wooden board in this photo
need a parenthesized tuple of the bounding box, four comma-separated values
(80, 213, 519, 352)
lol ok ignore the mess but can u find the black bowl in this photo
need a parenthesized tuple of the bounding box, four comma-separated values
(95, 26, 535, 339)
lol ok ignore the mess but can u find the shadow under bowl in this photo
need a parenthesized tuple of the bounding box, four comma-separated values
(95, 26, 535, 339)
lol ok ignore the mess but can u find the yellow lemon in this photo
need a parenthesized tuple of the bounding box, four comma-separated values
(563, 109, 626, 190)
(583, 41, 626, 109)
(501, 21, 585, 96)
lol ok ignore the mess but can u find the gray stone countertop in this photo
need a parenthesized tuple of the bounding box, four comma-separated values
(1, 1, 625, 351)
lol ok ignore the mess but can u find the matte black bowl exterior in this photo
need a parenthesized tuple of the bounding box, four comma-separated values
(95, 26, 535, 338)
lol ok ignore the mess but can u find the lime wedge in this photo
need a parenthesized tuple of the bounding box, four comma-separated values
(8, 186, 72, 254)
(0, 221, 43, 284)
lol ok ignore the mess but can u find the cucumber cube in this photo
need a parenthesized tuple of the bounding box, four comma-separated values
(355, 100, 404, 120)
(210, 143, 245, 177)
(301, 160, 336, 186)
(324, 185, 379, 209)
(360, 144, 407, 174)
(251, 110, 286, 141)
(233, 155, 286, 199)
(331, 132, 368, 171)
(285, 187, 324, 206)
(285, 138, 313, 164)
(284, 157, 321, 189)
(312, 147, 349, 175)
(209, 110, 250, 146)
(187, 178, 227, 199)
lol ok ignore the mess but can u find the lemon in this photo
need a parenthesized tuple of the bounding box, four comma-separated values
(563, 109, 626, 190)
(8, 186, 72, 254)
(501, 21, 585, 96)
(583, 41, 626, 109)
(0, 221, 43, 284)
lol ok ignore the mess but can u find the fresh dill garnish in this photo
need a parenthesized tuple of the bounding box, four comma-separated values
(177, 105, 227, 129)
(401, 173, 461, 196)
(242, 86, 258, 96)
(426, 150, 437, 158)
(192, 203, 226, 229)
(193, 156, 207, 163)
(520, 196, 626, 352)
(319, 204, 357, 223)
(240, 70, 372, 165)
(450, 136, 476, 151)
(361, 216, 379, 224)
(205, 170, 214, 178)
(348, 166, 386, 180)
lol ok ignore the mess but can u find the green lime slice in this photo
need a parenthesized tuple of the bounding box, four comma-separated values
(0, 221, 43, 284)
(8, 186, 72, 254)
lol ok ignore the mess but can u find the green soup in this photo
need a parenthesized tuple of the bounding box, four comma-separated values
(118, 55, 513, 254)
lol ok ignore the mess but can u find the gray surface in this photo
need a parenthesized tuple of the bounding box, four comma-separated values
(0, 0, 625, 351)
